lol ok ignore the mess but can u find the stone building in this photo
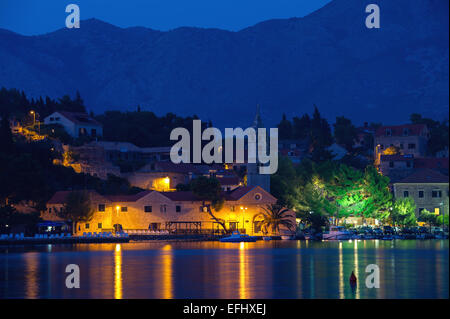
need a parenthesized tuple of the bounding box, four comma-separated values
(392, 169, 449, 217)
(42, 186, 294, 236)
(374, 124, 429, 166)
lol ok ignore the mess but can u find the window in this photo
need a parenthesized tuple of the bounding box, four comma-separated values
(160, 205, 167, 213)
(85, 223, 90, 229)
(144, 205, 152, 213)
(254, 193, 262, 200)
(432, 190, 442, 198)
(149, 223, 161, 231)
(176, 205, 181, 212)
(400, 143, 404, 149)
(418, 191, 424, 198)
(230, 205, 235, 212)
(121, 206, 128, 212)
(389, 161, 394, 168)
(91, 129, 97, 137)
(98, 204, 105, 212)
(403, 191, 409, 198)
(408, 143, 416, 149)
(434, 208, 440, 215)
(403, 128, 409, 136)
(199, 206, 207, 212)
(98, 223, 102, 229)
(380, 144, 384, 149)
(50, 117, 54, 121)
(229, 222, 238, 231)
(79, 127, 87, 136)
(385, 129, 392, 136)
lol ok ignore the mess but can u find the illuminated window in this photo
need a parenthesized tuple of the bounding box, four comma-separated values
(434, 208, 440, 215)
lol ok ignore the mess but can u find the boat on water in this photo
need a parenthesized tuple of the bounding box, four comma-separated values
(323, 226, 351, 240)
(263, 236, 272, 241)
(281, 235, 296, 240)
(219, 231, 257, 243)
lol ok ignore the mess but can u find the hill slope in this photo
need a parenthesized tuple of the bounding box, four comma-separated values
(0, 0, 448, 128)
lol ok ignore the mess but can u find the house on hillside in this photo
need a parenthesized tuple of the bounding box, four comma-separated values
(43, 111, 103, 138)
(374, 124, 429, 165)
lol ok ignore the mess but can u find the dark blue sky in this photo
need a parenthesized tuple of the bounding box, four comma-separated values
(0, 0, 331, 35)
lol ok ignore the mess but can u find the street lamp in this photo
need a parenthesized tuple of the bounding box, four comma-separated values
(30, 110, 35, 127)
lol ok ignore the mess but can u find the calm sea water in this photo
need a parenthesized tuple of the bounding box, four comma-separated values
(0, 240, 448, 299)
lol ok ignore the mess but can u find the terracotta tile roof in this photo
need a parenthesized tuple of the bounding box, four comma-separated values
(396, 169, 449, 184)
(160, 191, 198, 201)
(217, 176, 241, 186)
(375, 124, 427, 137)
(153, 162, 224, 174)
(47, 190, 108, 204)
(224, 186, 256, 201)
(380, 154, 414, 162)
(414, 157, 449, 170)
(160, 186, 258, 202)
(48, 186, 267, 205)
(104, 191, 152, 202)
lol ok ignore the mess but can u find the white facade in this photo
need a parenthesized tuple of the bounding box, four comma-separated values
(43, 111, 103, 138)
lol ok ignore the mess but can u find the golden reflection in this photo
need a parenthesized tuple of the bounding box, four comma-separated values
(24, 253, 39, 299)
(114, 244, 122, 299)
(161, 244, 173, 299)
(239, 242, 249, 299)
(338, 241, 344, 299)
(353, 240, 360, 299)
(296, 241, 303, 298)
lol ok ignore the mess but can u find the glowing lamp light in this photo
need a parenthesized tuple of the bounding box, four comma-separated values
(164, 177, 170, 185)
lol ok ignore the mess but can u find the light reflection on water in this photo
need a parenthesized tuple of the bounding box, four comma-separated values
(0, 240, 448, 299)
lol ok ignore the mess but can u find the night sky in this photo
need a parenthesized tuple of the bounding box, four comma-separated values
(0, 0, 331, 35)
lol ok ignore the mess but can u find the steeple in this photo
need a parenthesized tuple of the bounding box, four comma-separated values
(252, 104, 263, 129)
(247, 104, 270, 192)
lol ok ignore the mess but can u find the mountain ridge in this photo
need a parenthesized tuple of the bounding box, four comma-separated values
(0, 0, 448, 128)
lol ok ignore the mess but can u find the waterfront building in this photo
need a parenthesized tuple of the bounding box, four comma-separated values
(42, 186, 294, 236)
(392, 168, 449, 217)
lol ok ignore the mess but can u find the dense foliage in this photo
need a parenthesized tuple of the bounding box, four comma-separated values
(271, 156, 393, 230)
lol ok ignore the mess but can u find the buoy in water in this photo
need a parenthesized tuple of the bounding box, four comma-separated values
(349, 271, 357, 285)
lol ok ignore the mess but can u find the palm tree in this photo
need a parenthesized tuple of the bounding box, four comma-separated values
(254, 204, 295, 236)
